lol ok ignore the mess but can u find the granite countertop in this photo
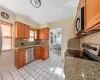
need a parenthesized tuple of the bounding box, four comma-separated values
(64, 56, 100, 80)
(15, 45, 48, 49)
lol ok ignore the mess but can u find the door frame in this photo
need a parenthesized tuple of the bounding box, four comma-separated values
(49, 28, 62, 58)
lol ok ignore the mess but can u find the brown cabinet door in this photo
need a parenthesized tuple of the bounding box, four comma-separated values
(34, 46, 41, 60)
(39, 27, 49, 39)
(15, 21, 25, 38)
(34, 29, 39, 39)
(43, 28, 49, 39)
(15, 49, 26, 69)
(41, 46, 49, 60)
(40, 47, 44, 59)
(85, 0, 99, 31)
(39, 29, 44, 39)
(25, 25, 30, 39)
(18, 51, 26, 68)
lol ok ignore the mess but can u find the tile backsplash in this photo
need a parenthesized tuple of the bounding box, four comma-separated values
(67, 38, 80, 49)
(15, 39, 49, 47)
(15, 39, 39, 47)
(80, 31, 100, 48)
(39, 40, 49, 45)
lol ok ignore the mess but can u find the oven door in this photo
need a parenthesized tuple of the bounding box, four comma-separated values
(82, 50, 100, 62)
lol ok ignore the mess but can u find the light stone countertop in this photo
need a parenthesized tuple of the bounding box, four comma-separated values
(64, 56, 100, 80)
(15, 45, 48, 49)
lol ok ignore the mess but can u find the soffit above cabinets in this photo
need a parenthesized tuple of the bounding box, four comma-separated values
(0, 0, 79, 24)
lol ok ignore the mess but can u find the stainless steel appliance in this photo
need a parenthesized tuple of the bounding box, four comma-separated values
(65, 43, 100, 62)
(75, 7, 84, 35)
(26, 47, 34, 64)
(82, 43, 100, 62)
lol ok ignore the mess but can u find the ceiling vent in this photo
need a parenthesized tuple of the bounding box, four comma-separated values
(30, 0, 41, 8)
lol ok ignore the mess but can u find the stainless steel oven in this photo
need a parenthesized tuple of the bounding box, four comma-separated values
(82, 43, 100, 62)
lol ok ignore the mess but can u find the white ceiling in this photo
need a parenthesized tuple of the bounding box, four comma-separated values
(0, 0, 79, 24)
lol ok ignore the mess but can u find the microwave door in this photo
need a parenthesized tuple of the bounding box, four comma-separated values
(0, 24, 2, 57)
(75, 18, 80, 34)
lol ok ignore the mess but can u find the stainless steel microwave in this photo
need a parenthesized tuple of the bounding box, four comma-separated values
(75, 7, 84, 35)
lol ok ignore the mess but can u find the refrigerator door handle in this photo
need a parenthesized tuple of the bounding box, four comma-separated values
(0, 24, 2, 56)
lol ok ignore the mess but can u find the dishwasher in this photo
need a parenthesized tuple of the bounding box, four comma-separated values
(26, 47, 34, 64)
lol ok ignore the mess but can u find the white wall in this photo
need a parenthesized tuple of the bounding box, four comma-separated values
(0, 6, 39, 69)
(40, 23, 49, 28)
(16, 15, 40, 28)
(49, 17, 74, 61)
(0, 6, 16, 69)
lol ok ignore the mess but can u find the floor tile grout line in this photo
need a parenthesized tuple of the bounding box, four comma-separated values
(0, 72, 3, 80)
(8, 68, 25, 80)
(8, 70, 15, 80)
(16, 69, 27, 80)
(26, 64, 52, 80)
(0, 54, 63, 80)
(22, 67, 38, 80)
(24, 64, 51, 80)
(27, 59, 61, 78)
(26, 62, 56, 80)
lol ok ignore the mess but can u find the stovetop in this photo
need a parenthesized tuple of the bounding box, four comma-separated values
(65, 43, 100, 62)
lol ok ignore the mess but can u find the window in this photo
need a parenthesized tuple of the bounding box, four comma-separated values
(29, 30, 34, 42)
(0, 22, 12, 51)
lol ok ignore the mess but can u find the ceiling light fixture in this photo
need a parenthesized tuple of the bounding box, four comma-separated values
(30, 0, 41, 8)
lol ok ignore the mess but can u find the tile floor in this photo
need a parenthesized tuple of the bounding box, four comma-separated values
(0, 53, 65, 80)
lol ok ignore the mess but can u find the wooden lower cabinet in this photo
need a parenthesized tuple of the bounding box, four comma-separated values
(41, 46, 49, 60)
(15, 21, 25, 38)
(34, 46, 41, 60)
(15, 49, 26, 69)
(34, 46, 49, 60)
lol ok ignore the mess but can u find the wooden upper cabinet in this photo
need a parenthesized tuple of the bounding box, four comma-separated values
(34, 28, 39, 39)
(43, 27, 49, 39)
(25, 24, 30, 39)
(39, 27, 49, 40)
(39, 29, 44, 39)
(85, 0, 100, 31)
(15, 21, 30, 39)
(15, 21, 25, 38)
(77, 0, 84, 12)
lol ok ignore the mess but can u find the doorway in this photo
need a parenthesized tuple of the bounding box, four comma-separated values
(49, 28, 62, 57)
